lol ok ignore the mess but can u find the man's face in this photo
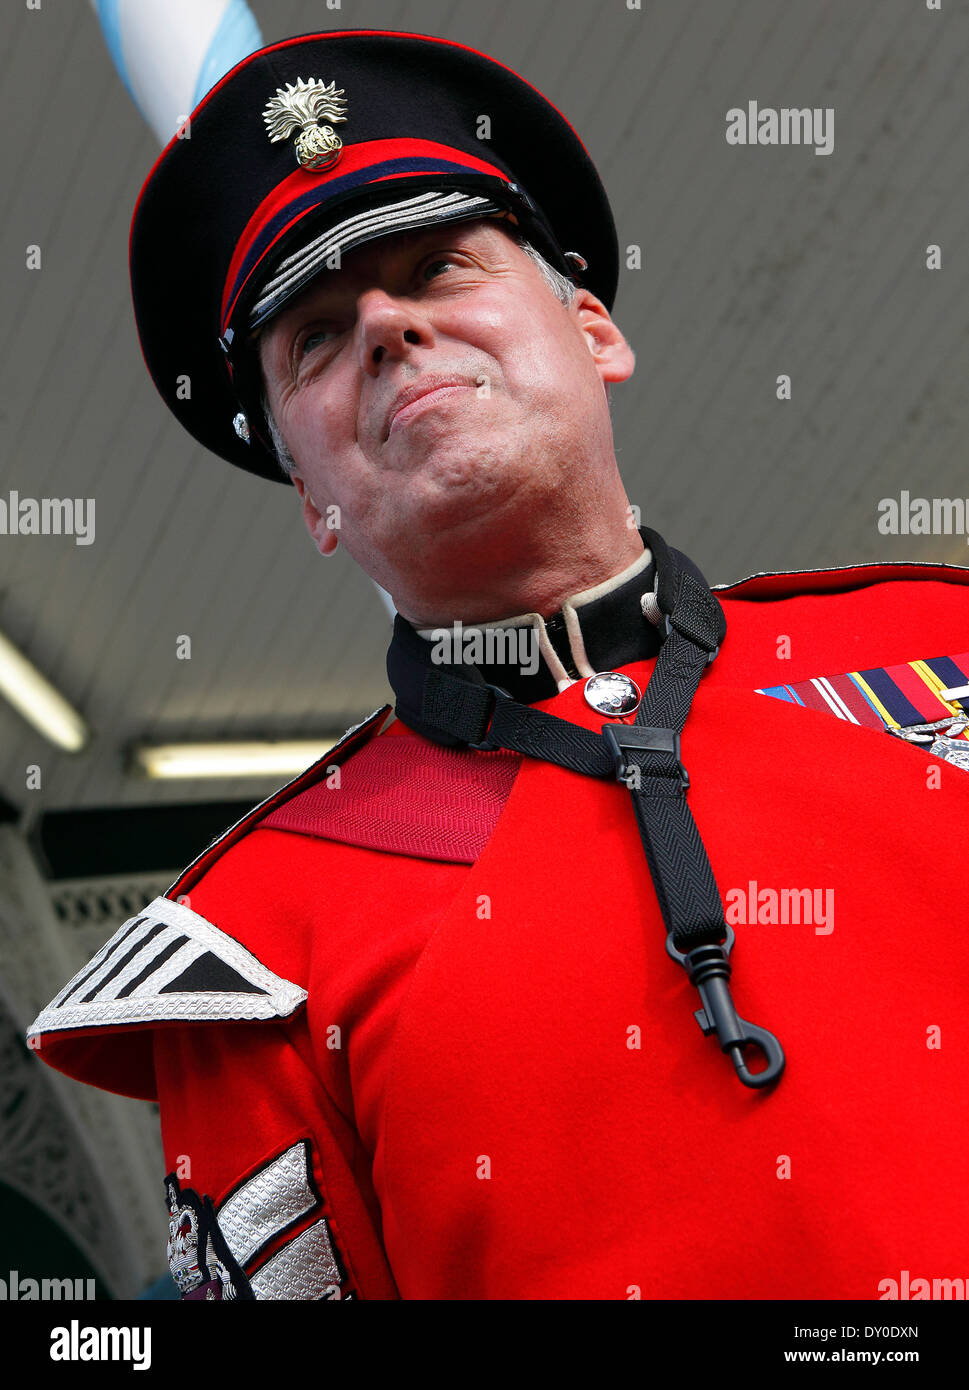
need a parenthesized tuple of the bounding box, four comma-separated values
(257, 218, 633, 600)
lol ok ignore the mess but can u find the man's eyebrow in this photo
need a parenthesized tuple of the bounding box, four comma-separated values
(258, 225, 507, 361)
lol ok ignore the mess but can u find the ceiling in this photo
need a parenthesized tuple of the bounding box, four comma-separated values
(1, 0, 967, 813)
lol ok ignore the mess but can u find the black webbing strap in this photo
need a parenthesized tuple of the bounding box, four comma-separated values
(614, 528, 726, 953)
(388, 528, 784, 1089)
(426, 670, 616, 774)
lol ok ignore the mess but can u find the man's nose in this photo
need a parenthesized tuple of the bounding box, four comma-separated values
(357, 289, 433, 375)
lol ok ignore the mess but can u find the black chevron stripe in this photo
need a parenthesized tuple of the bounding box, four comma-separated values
(78, 922, 169, 1002)
(58, 915, 149, 1004)
(115, 935, 190, 998)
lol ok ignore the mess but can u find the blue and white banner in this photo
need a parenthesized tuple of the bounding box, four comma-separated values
(89, 0, 262, 145)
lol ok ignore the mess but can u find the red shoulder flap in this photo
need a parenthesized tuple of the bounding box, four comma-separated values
(259, 721, 520, 863)
(168, 705, 394, 897)
(712, 559, 969, 693)
(715, 558, 969, 600)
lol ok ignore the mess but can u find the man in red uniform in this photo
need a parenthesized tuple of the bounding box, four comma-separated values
(28, 30, 969, 1300)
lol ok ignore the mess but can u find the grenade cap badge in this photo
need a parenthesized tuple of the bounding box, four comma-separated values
(262, 77, 348, 172)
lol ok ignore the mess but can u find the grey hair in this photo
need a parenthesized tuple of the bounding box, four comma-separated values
(516, 239, 577, 308)
(261, 236, 577, 479)
(263, 394, 297, 478)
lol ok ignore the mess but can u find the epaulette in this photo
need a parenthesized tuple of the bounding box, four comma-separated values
(25, 707, 393, 1097)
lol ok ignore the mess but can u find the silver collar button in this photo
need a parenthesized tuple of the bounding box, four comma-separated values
(584, 672, 642, 717)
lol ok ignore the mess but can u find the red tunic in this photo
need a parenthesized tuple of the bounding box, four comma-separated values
(28, 562, 969, 1299)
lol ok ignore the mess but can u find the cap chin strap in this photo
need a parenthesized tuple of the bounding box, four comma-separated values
(386, 525, 785, 1091)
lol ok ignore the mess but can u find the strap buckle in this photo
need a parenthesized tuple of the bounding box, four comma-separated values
(661, 613, 719, 665)
(602, 724, 689, 789)
(467, 684, 512, 751)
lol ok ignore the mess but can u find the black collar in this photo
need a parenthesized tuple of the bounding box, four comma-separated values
(416, 536, 659, 702)
(388, 530, 667, 709)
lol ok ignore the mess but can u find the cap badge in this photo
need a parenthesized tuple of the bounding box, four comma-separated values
(262, 78, 348, 172)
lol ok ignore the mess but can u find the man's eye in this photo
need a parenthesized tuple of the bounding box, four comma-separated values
(298, 327, 336, 357)
(421, 258, 456, 282)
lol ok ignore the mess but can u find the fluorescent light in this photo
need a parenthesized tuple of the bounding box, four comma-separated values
(0, 627, 90, 751)
(132, 739, 341, 780)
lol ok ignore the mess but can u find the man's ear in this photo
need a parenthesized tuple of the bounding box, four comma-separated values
(573, 290, 635, 385)
(292, 472, 339, 556)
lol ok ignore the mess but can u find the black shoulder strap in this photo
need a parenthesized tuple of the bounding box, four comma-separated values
(385, 530, 784, 1090)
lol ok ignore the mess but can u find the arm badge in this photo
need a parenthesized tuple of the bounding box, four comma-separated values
(165, 1141, 351, 1301)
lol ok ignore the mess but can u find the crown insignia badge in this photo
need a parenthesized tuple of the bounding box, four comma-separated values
(262, 78, 348, 172)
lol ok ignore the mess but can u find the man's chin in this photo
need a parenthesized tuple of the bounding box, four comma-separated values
(402, 460, 523, 531)
(385, 426, 514, 484)
(372, 488, 511, 562)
